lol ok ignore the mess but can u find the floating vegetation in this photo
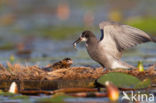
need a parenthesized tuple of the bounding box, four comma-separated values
(36, 93, 73, 103)
(9, 95, 29, 100)
(0, 63, 155, 103)
(0, 91, 15, 97)
(0, 62, 155, 82)
(135, 78, 151, 89)
(97, 72, 151, 89)
(0, 62, 155, 93)
(97, 72, 141, 88)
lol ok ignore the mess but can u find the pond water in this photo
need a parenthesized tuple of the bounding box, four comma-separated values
(0, 37, 155, 68)
(34, 39, 156, 69)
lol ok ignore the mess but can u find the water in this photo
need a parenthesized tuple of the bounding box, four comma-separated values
(0, 37, 155, 67)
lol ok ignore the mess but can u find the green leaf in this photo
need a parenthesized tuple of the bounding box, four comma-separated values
(135, 79, 151, 89)
(0, 92, 15, 97)
(37, 93, 73, 103)
(9, 95, 29, 99)
(97, 72, 141, 88)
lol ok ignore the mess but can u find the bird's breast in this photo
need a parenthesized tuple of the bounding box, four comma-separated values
(86, 44, 108, 63)
(86, 45, 98, 60)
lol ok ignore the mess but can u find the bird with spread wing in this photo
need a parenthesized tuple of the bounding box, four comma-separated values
(73, 21, 156, 69)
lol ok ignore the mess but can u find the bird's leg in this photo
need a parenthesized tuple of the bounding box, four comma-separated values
(99, 63, 105, 68)
(105, 68, 110, 73)
(99, 63, 110, 72)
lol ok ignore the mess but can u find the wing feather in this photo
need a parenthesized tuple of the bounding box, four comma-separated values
(99, 21, 152, 58)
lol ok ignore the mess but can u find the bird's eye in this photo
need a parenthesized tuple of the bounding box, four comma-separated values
(84, 34, 89, 38)
(81, 31, 90, 38)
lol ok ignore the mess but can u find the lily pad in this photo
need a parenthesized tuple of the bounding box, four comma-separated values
(135, 78, 151, 89)
(36, 93, 73, 103)
(9, 95, 29, 99)
(97, 72, 141, 88)
(0, 92, 15, 97)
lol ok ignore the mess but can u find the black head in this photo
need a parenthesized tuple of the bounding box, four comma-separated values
(73, 30, 95, 48)
(81, 30, 93, 39)
(81, 30, 96, 40)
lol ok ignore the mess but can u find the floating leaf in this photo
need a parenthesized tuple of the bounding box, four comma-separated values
(0, 92, 15, 97)
(9, 95, 29, 99)
(97, 72, 141, 88)
(37, 93, 73, 103)
(135, 78, 151, 89)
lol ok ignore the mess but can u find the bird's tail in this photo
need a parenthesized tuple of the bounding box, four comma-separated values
(151, 36, 156, 42)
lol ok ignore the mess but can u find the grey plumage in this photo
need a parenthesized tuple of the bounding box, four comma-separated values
(73, 21, 155, 69)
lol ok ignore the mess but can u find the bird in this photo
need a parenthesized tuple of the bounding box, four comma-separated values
(42, 58, 73, 71)
(73, 21, 156, 69)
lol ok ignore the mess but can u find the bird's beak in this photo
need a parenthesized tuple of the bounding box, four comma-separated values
(73, 37, 82, 48)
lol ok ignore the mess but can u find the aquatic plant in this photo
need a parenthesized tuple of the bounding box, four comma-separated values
(97, 72, 151, 89)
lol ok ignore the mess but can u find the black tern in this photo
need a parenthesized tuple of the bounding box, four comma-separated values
(73, 21, 156, 69)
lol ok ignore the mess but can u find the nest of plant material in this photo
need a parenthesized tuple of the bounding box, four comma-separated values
(0, 62, 47, 81)
(46, 67, 105, 80)
(0, 62, 155, 83)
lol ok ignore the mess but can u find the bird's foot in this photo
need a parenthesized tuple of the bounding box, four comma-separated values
(104, 68, 110, 73)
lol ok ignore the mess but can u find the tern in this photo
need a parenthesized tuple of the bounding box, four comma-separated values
(73, 21, 156, 69)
